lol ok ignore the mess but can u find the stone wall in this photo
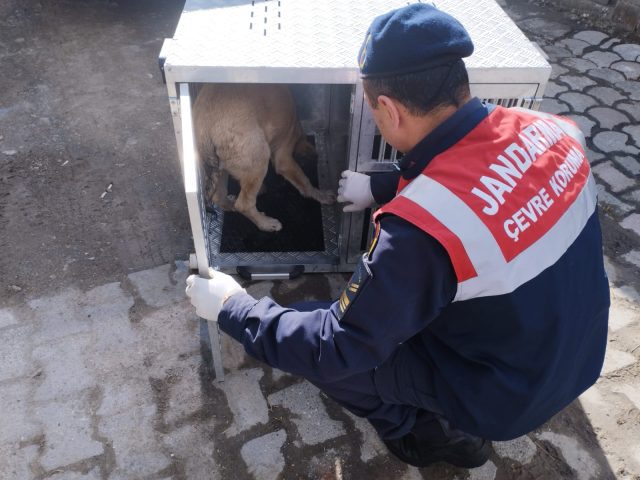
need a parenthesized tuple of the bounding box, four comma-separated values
(612, 0, 640, 32)
(566, 0, 640, 33)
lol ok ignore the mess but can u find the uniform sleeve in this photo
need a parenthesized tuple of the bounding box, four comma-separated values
(218, 215, 457, 383)
(369, 171, 402, 205)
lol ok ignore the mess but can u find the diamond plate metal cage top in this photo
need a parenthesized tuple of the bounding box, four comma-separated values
(162, 0, 550, 84)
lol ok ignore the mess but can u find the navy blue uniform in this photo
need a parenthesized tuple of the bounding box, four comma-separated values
(218, 98, 609, 441)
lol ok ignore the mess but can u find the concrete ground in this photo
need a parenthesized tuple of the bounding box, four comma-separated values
(1, 0, 639, 478)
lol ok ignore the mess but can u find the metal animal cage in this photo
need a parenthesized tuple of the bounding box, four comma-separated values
(161, 0, 551, 280)
(161, 0, 551, 377)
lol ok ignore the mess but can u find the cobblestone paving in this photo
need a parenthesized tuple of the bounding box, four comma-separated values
(1, 1, 639, 479)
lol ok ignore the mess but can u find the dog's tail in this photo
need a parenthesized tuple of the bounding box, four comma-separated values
(195, 128, 222, 211)
(195, 123, 223, 174)
(292, 121, 317, 159)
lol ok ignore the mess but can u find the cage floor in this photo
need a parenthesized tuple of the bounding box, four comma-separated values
(216, 145, 325, 254)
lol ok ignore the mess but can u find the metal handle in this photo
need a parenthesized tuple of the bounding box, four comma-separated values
(236, 265, 304, 281)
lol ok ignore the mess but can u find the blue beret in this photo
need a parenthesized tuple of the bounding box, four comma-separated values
(358, 3, 474, 78)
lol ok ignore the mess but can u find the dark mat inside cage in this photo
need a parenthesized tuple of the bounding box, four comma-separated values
(218, 148, 326, 254)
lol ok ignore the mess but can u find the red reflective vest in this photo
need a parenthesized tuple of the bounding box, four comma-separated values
(374, 106, 596, 300)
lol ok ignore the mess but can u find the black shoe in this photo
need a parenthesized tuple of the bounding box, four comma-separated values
(384, 431, 492, 468)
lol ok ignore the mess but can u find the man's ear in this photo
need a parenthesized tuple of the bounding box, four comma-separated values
(377, 95, 401, 129)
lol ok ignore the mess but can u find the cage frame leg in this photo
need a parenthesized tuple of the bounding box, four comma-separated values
(207, 319, 225, 382)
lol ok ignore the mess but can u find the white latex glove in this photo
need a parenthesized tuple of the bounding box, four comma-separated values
(337, 170, 375, 213)
(185, 270, 246, 321)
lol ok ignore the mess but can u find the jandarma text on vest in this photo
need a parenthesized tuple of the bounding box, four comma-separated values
(469, 119, 587, 242)
(502, 146, 585, 242)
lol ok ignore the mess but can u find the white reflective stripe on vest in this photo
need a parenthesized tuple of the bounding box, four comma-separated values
(399, 174, 505, 277)
(457, 173, 597, 300)
(399, 172, 598, 302)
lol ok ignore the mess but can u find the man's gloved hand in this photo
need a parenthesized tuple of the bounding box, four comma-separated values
(337, 170, 375, 212)
(185, 270, 246, 321)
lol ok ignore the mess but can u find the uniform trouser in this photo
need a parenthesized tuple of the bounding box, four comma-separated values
(291, 301, 448, 441)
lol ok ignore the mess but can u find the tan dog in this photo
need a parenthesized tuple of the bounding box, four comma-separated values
(194, 84, 335, 232)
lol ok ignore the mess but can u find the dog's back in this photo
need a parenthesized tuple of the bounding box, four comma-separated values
(193, 83, 333, 232)
(194, 84, 306, 165)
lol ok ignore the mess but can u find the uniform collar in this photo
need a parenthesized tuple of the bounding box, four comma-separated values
(396, 97, 489, 179)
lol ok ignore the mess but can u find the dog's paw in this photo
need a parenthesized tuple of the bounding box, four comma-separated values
(257, 216, 283, 232)
(315, 190, 337, 205)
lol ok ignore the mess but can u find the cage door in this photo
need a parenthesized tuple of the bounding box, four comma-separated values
(180, 83, 210, 277)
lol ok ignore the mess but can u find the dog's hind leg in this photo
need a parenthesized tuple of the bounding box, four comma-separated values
(225, 134, 283, 232)
(272, 144, 336, 205)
